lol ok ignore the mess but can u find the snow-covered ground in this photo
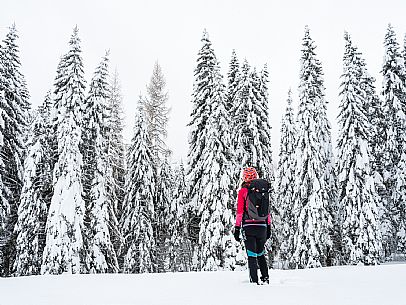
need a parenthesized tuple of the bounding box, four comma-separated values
(1, 264, 405, 305)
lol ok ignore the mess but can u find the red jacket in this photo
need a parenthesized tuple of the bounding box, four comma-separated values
(235, 187, 271, 227)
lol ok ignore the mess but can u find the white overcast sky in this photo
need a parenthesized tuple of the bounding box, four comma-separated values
(1, 0, 406, 163)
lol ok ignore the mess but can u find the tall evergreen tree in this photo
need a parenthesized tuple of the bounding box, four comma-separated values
(276, 89, 297, 268)
(82, 52, 119, 273)
(255, 64, 278, 264)
(41, 27, 86, 274)
(232, 60, 256, 172)
(337, 33, 383, 265)
(380, 24, 406, 258)
(121, 103, 156, 273)
(167, 162, 193, 272)
(196, 56, 237, 270)
(13, 100, 53, 276)
(232, 61, 273, 180)
(187, 30, 239, 270)
(0, 24, 30, 276)
(186, 30, 220, 248)
(291, 27, 335, 268)
(106, 70, 126, 266)
(155, 155, 173, 272)
(227, 50, 241, 212)
(226, 49, 240, 114)
(363, 57, 385, 199)
(394, 141, 406, 256)
(256, 64, 274, 181)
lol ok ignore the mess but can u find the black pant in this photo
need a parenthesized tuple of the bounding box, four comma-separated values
(243, 225, 268, 283)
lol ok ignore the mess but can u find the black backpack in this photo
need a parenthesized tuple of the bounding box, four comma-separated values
(243, 179, 271, 221)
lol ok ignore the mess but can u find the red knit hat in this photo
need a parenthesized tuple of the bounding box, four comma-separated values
(242, 167, 258, 182)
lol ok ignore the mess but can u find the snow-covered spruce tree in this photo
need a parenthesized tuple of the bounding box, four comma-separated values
(196, 56, 238, 271)
(82, 52, 119, 273)
(380, 24, 406, 258)
(337, 33, 383, 265)
(255, 64, 278, 264)
(167, 162, 193, 272)
(229, 59, 275, 266)
(232, 60, 273, 181)
(306, 34, 339, 261)
(291, 27, 335, 268)
(362, 57, 385, 199)
(186, 30, 221, 248)
(41, 27, 86, 274)
(0, 24, 30, 277)
(106, 70, 126, 265)
(13, 94, 54, 276)
(186, 30, 240, 270)
(398, 33, 406, 256)
(121, 103, 156, 273)
(256, 64, 274, 181)
(48, 54, 68, 167)
(226, 50, 241, 212)
(276, 89, 297, 268)
(232, 60, 255, 172)
(390, 30, 406, 258)
(394, 141, 406, 256)
(226, 49, 240, 114)
(155, 155, 173, 272)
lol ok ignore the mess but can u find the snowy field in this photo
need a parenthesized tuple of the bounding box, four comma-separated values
(1, 264, 405, 305)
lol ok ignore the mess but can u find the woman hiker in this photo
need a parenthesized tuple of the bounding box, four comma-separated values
(233, 167, 271, 285)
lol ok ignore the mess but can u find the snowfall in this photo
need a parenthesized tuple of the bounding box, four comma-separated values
(1, 263, 405, 305)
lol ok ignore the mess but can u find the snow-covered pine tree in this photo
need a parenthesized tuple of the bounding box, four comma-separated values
(254, 64, 278, 264)
(232, 59, 255, 172)
(155, 155, 173, 272)
(106, 70, 126, 266)
(390, 29, 406, 258)
(362, 55, 385, 201)
(196, 55, 237, 271)
(13, 94, 53, 276)
(41, 27, 86, 274)
(229, 59, 275, 267)
(82, 52, 119, 273)
(167, 162, 193, 272)
(186, 30, 239, 270)
(226, 49, 240, 114)
(232, 61, 273, 180)
(291, 26, 335, 268)
(337, 32, 383, 265)
(276, 89, 297, 268)
(226, 50, 241, 213)
(121, 102, 156, 273)
(315, 62, 340, 264)
(394, 141, 406, 257)
(396, 33, 406, 257)
(48, 54, 68, 170)
(256, 64, 274, 181)
(38, 91, 54, 203)
(186, 30, 220, 248)
(380, 24, 406, 258)
(0, 24, 30, 277)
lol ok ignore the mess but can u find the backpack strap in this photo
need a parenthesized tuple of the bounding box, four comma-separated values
(241, 182, 250, 216)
